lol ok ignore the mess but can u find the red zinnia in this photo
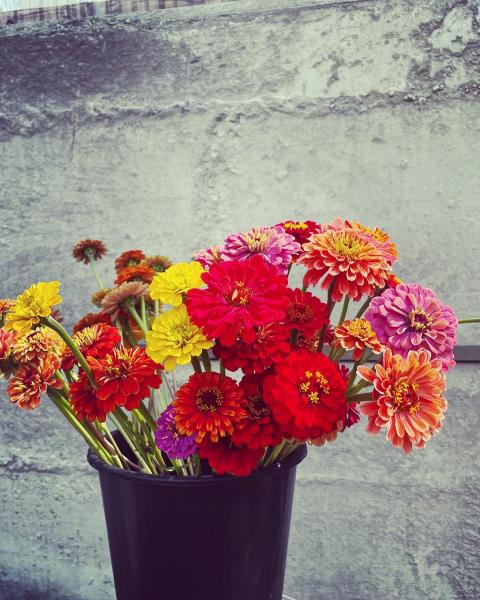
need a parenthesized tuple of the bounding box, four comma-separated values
(62, 323, 120, 371)
(173, 372, 247, 443)
(70, 372, 110, 422)
(72, 311, 112, 334)
(198, 436, 263, 477)
(72, 239, 107, 264)
(232, 374, 282, 449)
(187, 255, 289, 347)
(277, 220, 320, 246)
(114, 264, 154, 286)
(284, 288, 329, 338)
(213, 322, 291, 375)
(88, 347, 162, 411)
(115, 250, 146, 273)
(264, 350, 347, 441)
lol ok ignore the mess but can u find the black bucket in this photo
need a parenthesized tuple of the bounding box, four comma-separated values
(88, 435, 307, 600)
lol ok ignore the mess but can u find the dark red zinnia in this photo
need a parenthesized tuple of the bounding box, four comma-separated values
(114, 264, 154, 286)
(284, 288, 329, 338)
(264, 350, 347, 441)
(232, 374, 282, 449)
(187, 255, 289, 347)
(198, 436, 264, 477)
(72, 311, 112, 334)
(213, 322, 291, 375)
(115, 250, 146, 273)
(70, 371, 112, 422)
(276, 220, 320, 246)
(72, 239, 107, 264)
(62, 323, 120, 371)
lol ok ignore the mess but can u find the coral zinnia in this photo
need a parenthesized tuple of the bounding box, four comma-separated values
(73, 311, 112, 334)
(284, 288, 329, 338)
(276, 220, 320, 246)
(263, 350, 347, 441)
(333, 318, 383, 360)
(88, 347, 162, 411)
(146, 305, 213, 371)
(365, 283, 457, 371)
(350, 221, 398, 265)
(101, 282, 149, 322)
(62, 323, 120, 371)
(5, 281, 62, 335)
(72, 239, 107, 264)
(8, 353, 62, 410)
(222, 226, 301, 274)
(187, 255, 289, 347)
(115, 264, 154, 286)
(213, 322, 291, 375)
(142, 255, 173, 273)
(155, 405, 197, 459)
(358, 348, 447, 453)
(70, 372, 109, 421)
(149, 261, 205, 308)
(0, 299, 15, 319)
(173, 371, 247, 443)
(0, 328, 15, 360)
(114, 250, 146, 273)
(232, 374, 282, 449)
(199, 436, 264, 477)
(299, 229, 391, 302)
(12, 328, 65, 364)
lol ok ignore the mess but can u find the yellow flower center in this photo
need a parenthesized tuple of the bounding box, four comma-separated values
(229, 281, 251, 306)
(283, 221, 308, 231)
(244, 229, 270, 253)
(346, 319, 374, 340)
(196, 386, 223, 413)
(287, 302, 314, 323)
(299, 369, 330, 404)
(333, 234, 364, 261)
(408, 307, 432, 332)
(392, 381, 420, 414)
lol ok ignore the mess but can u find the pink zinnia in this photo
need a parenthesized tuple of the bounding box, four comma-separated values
(222, 226, 301, 274)
(194, 245, 224, 269)
(365, 283, 457, 371)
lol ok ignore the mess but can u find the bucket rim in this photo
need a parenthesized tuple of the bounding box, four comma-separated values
(87, 439, 307, 487)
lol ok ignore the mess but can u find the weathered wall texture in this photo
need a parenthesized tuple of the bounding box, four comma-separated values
(0, 0, 479, 598)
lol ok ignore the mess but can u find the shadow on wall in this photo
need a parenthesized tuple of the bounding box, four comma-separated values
(0, 579, 87, 600)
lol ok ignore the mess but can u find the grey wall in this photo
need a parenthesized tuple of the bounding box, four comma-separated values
(1, 0, 479, 598)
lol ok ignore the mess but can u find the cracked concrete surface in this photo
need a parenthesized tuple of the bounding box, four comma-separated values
(1, 0, 480, 598)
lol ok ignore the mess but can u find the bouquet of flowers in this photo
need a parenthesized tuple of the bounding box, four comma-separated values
(1, 219, 475, 477)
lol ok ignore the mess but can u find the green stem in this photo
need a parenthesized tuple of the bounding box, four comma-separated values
(220, 360, 226, 377)
(347, 380, 372, 398)
(354, 296, 372, 320)
(338, 295, 350, 325)
(318, 278, 337, 353)
(347, 392, 373, 403)
(44, 317, 97, 389)
(109, 410, 152, 474)
(201, 349, 212, 372)
(154, 300, 160, 318)
(88, 254, 105, 289)
(114, 318, 124, 345)
(458, 318, 480, 324)
(263, 439, 288, 468)
(191, 356, 202, 374)
(127, 303, 147, 336)
(140, 296, 148, 329)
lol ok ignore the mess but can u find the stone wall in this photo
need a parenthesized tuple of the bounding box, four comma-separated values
(0, 1, 479, 598)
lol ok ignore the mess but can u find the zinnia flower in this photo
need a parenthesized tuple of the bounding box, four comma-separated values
(62, 323, 120, 371)
(284, 288, 329, 338)
(115, 264, 154, 286)
(8, 353, 62, 410)
(0, 328, 15, 360)
(115, 250, 146, 272)
(264, 350, 347, 441)
(73, 311, 112, 334)
(365, 283, 457, 371)
(5, 281, 62, 335)
(350, 221, 398, 264)
(276, 220, 320, 246)
(386, 274, 402, 288)
(358, 348, 447, 453)
(333, 318, 383, 360)
(146, 305, 213, 371)
(0, 299, 15, 319)
(198, 436, 263, 477)
(88, 346, 162, 411)
(194, 245, 224, 269)
(70, 372, 109, 421)
(187, 255, 289, 346)
(142, 255, 173, 273)
(91, 289, 113, 308)
(72, 239, 107, 264)
(222, 226, 301, 274)
(101, 282, 149, 322)
(149, 261, 205, 307)
(232, 374, 282, 449)
(299, 229, 391, 302)
(174, 371, 247, 443)
(213, 322, 291, 374)
(12, 328, 65, 363)
(155, 405, 197, 459)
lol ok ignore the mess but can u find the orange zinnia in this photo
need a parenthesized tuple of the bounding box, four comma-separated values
(358, 348, 447, 453)
(333, 318, 383, 360)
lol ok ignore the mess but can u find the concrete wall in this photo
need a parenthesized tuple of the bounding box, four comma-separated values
(1, 0, 479, 598)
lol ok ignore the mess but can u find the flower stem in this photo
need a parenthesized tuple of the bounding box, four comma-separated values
(263, 439, 288, 468)
(458, 318, 480, 324)
(347, 392, 372, 403)
(191, 356, 202, 374)
(109, 410, 153, 474)
(127, 303, 148, 336)
(154, 300, 160, 318)
(140, 296, 148, 329)
(88, 254, 105, 289)
(354, 296, 372, 320)
(338, 295, 350, 325)
(44, 316, 97, 389)
(318, 278, 336, 353)
(201, 349, 212, 372)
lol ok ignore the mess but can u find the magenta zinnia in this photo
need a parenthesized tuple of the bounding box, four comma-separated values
(155, 405, 197, 459)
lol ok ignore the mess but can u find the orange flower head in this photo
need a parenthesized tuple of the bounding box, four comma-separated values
(115, 250, 146, 273)
(142, 255, 173, 273)
(101, 282, 149, 322)
(0, 299, 15, 319)
(73, 311, 112, 334)
(333, 318, 383, 360)
(7, 353, 62, 410)
(358, 348, 447, 453)
(62, 323, 120, 371)
(91, 289, 113, 308)
(350, 221, 398, 264)
(72, 239, 107, 264)
(12, 327, 65, 363)
(115, 265, 154, 286)
(299, 228, 391, 302)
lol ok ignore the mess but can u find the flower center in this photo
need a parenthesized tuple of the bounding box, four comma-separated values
(408, 307, 432, 332)
(334, 234, 364, 261)
(392, 381, 420, 414)
(299, 369, 330, 404)
(229, 281, 251, 306)
(247, 395, 270, 420)
(196, 386, 223, 413)
(287, 302, 314, 323)
(244, 229, 269, 253)
(346, 319, 374, 340)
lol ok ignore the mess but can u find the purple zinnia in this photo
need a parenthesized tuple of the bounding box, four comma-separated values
(365, 283, 457, 371)
(155, 405, 197, 459)
(221, 226, 301, 274)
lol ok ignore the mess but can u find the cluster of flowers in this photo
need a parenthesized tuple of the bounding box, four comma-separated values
(0, 219, 468, 478)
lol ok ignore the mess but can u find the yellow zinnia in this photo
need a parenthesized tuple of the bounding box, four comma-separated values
(149, 261, 204, 307)
(146, 304, 213, 371)
(5, 281, 62, 335)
